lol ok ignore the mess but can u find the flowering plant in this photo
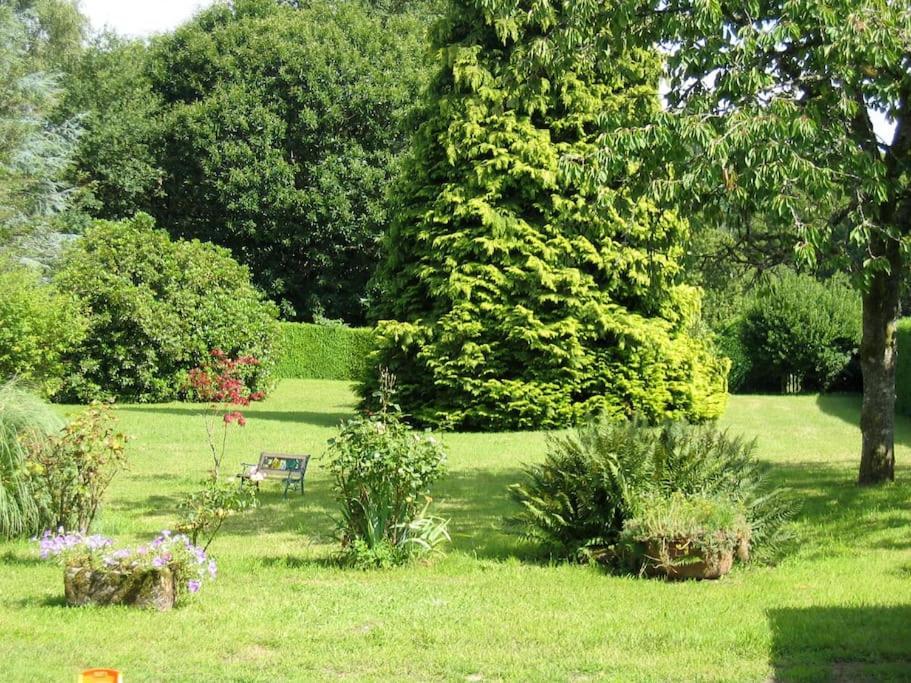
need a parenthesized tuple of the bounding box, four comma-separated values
(176, 349, 261, 552)
(187, 348, 264, 479)
(38, 529, 216, 599)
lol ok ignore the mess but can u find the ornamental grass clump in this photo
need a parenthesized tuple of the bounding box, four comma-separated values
(327, 371, 449, 568)
(0, 382, 63, 539)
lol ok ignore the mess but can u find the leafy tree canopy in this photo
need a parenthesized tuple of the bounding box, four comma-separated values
(140, 0, 431, 322)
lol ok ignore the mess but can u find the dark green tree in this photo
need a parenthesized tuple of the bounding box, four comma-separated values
(362, 0, 728, 430)
(144, 0, 430, 322)
(56, 34, 162, 227)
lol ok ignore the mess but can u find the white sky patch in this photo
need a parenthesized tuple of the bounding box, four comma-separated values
(79, 0, 216, 37)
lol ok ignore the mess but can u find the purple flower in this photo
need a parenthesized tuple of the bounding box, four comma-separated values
(151, 556, 166, 568)
(187, 580, 201, 593)
(208, 559, 217, 579)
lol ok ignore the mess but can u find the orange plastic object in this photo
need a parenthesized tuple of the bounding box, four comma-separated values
(79, 669, 122, 683)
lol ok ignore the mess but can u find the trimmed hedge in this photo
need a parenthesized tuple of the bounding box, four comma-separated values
(276, 323, 374, 381)
(896, 319, 911, 416)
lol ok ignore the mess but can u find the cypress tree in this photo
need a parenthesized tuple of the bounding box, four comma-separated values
(364, 0, 728, 430)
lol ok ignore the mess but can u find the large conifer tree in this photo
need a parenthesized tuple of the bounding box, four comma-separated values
(365, 0, 728, 430)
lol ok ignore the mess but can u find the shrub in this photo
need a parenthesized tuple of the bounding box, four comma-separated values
(27, 402, 128, 533)
(739, 271, 861, 392)
(0, 382, 63, 539)
(0, 264, 87, 397)
(276, 323, 375, 381)
(620, 492, 751, 576)
(326, 375, 448, 567)
(508, 416, 791, 563)
(54, 213, 280, 402)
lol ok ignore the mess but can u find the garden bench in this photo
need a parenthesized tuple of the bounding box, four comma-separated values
(238, 453, 310, 498)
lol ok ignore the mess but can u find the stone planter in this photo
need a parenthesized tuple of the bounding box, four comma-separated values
(643, 539, 734, 580)
(64, 565, 176, 611)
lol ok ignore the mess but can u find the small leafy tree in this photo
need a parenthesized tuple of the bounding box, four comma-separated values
(54, 213, 280, 402)
(176, 350, 261, 550)
(0, 263, 87, 397)
(28, 402, 128, 533)
(740, 272, 861, 392)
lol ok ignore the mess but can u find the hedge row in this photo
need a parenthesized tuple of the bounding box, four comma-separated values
(276, 323, 375, 381)
(896, 319, 911, 416)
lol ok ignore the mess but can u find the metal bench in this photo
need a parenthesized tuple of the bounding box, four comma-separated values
(238, 452, 310, 498)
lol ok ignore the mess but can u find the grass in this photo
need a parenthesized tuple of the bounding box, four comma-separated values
(1, 381, 910, 681)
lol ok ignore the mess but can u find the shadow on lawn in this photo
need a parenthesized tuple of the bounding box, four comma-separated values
(766, 461, 911, 556)
(768, 606, 911, 681)
(815, 393, 911, 448)
(118, 405, 352, 429)
(216, 467, 539, 562)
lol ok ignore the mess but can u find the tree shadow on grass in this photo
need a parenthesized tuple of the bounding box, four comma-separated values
(765, 460, 911, 556)
(815, 393, 911, 448)
(768, 606, 911, 681)
(0, 551, 43, 567)
(118, 405, 352, 429)
(219, 467, 542, 564)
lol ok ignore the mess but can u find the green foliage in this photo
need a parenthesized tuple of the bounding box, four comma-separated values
(0, 3, 80, 244)
(27, 402, 128, 533)
(714, 320, 752, 394)
(175, 479, 257, 552)
(620, 492, 751, 574)
(326, 386, 448, 567)
(363, 0, 728, 430)
(895, 319, 911, 417)
(740, 272, 861, 392)
(56, 33, 162, 227)
(509, 416, 791, 563)
(142, 0, 430, 322)
(276, 323, 375, 381)
(0, 381, 62, 539)
(0, 263, 87, 396)
(54, 213, 280, 402)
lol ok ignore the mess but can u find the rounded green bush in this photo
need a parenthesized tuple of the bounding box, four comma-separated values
(740, 272, 861, 392)
(0, 265, 87, 397)
(54, 213, 280, 402)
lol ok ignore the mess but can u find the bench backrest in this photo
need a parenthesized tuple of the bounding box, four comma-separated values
(257, 452, 311, 476)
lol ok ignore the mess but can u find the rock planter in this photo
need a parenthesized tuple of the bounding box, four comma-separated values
(643, 540, 734, 580)
(64, 565, 176, 611)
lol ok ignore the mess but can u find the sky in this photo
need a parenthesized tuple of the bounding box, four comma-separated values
(80, 0, 215, 37)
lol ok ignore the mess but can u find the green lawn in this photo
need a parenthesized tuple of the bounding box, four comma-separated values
(1, 380, 910, 681)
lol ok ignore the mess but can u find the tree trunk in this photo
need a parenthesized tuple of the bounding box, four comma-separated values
(858, 239, 902, 485)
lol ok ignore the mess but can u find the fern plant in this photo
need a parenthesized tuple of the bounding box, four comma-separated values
(509, 416, 792, 563)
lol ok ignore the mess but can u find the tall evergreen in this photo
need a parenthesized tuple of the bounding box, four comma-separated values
(365, 0, 728, 430)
